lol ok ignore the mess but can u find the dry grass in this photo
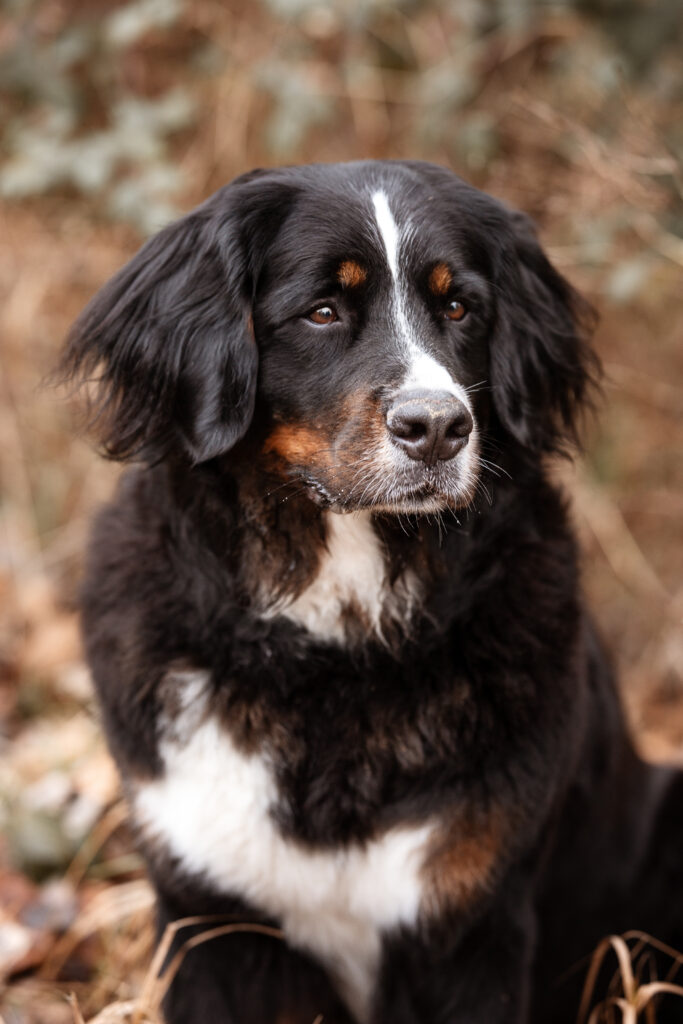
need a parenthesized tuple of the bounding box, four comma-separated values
(578, 933, 683, 1024)
(61, 916, 284, 1024)
(16, 902, 683, 1024)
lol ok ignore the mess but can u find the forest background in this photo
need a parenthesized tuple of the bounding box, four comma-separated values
(0, 0, 682, 1020)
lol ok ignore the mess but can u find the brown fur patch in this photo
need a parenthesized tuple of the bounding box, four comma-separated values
(263, 390, 384, 477)
(429, 263, 452, 296)
(337, 260, 367, 289)
(423, 806, 506, 913)
(263, 423, 330, 466)
(337, 388, 386, 460)
(220, 686, 307, 761)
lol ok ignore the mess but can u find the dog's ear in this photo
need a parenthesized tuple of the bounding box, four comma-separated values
(61, 183, 266, 464)
(490, 211, 599, 456)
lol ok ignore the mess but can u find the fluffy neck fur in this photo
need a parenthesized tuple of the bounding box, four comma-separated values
(163, 446, 559, 654)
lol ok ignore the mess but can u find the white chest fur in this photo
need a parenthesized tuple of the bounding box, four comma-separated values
(134, 672, 435, 1022)
(272, 510, 416, 645)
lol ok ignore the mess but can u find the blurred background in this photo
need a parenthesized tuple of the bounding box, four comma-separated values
(0, 0, 682, 1021)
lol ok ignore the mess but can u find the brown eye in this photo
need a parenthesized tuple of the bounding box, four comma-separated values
(308, 306, 337, 325)
(445, 300, 467, 322)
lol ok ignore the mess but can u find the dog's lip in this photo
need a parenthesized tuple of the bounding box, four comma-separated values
(299, 471, 462, 512)
(378, 489, 456, 513)
(339, 485, 458, 515)
(301, 475, 335, 507)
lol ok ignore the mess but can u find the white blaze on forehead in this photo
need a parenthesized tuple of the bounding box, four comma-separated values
(371, 188, 412, 350)
(372, 190, 400, 281)
(371, 188, 470, 407)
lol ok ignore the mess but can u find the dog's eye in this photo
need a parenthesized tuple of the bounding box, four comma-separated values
(308, 306, 338, 326)
(444, 300, 467, 322)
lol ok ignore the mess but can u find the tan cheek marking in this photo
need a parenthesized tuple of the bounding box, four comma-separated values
(337, 389, 386, 460)
(338, 260, 367, 288)
(262, 391, 386, 495)
(429, 263, 452, 296)
(263, 423, 331, 466)
(423, 808, 505, 913)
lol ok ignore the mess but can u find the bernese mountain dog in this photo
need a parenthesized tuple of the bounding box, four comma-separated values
(62, 160, 683, 1024)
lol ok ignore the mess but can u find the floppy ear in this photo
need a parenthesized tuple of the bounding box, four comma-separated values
(61, 186, 260, 464)
(490, 212, 599, 456)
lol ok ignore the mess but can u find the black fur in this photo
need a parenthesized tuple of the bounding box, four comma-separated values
(62, 160, 682, 1024)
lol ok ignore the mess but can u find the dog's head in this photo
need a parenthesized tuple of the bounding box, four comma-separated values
(63, 160, 597, 514)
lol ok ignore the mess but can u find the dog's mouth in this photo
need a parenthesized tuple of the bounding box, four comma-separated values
(300, 462, 479, 516)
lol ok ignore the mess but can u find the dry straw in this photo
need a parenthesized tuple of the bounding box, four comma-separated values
(578, 931, 683, 1023)
(62, 920, 683, 1023)
(65, 915, 284, 1024)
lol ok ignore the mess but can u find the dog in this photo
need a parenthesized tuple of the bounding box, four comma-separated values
(62, 160, 683, 1024)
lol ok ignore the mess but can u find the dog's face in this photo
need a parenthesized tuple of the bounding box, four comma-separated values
(63, 161, 596, 514)
(254, 167, 495, 514)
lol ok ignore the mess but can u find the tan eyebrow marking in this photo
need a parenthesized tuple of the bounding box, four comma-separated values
(429, 263, 452, 296)
(337, 260, 367, 289)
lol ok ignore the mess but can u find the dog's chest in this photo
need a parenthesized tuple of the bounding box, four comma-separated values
(133, 672, 436, 1023)
(266, 510, 418, 645)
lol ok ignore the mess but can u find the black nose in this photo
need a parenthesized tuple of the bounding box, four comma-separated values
(386, 390, 473, 465)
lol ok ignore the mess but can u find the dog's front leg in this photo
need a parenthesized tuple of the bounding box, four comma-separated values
(373, 888, 536, 1024)
(155, 891, 356, 1024)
